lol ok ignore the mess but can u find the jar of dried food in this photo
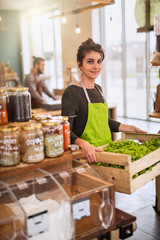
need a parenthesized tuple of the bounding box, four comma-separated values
(0, 88, 8, 125)
(7, 87, 32, 122)
(20, 123, 44, 163)
(49, 116, 71, 151)
(41, 120, 64, 158)
(0, 125, 20, 166)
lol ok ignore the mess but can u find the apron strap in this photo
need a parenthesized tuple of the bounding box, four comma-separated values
(80, 81, 91, 103)
(80, 81, 106, 103)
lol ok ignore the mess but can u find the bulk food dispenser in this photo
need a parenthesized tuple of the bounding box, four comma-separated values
(0, 169, 74, 240)
(42, 160, 115, 239)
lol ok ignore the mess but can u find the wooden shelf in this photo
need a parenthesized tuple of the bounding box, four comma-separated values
(32, 108, 61, 116)
(149, 111, 160, 119)
(0, 150, 84, 179)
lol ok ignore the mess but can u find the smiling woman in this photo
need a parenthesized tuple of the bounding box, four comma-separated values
(62, 38, 146, 163)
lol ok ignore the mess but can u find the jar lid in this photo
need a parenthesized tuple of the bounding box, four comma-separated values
(8, 87, 29, 92)
(34, 115, 47, 122)
(0, 125, 18, 133)
(41, 120, 61, 126)
(0, 88, 7, 93)
(49, 116, 68, 121)
(62, 116, 68, 121)
(21, 123, 42, 131)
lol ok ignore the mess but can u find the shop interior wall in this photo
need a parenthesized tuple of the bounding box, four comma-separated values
(0, 10, 22, 82)
(0, 2, 92, 88)
(61, 10, 92, 87)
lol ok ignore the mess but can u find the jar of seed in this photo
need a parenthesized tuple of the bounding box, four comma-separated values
(41, 120, 63, 158)
(0, 125, 20, 166)
(20, 123, 44, 163)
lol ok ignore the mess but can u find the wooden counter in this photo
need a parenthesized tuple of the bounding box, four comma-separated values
(0, 150, 84, 179)
(32, 108, 61, 116)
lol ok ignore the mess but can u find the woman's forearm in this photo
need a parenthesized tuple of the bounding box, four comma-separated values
(119, 123, 147, 133)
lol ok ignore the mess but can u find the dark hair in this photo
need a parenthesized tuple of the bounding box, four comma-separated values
(77, 38, 105, 67)
(32, 56, 44, 67)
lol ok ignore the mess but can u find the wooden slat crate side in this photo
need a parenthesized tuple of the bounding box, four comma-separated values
(90, 165, 131, 194)
(91, 162, 160, 194)
(130, 148, 160, 176)
(121, 132, 160, 141)
(95, 152, 131, 166)
(131, 163, 160, 193)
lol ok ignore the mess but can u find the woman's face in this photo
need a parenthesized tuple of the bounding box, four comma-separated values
(79, 51, 103, 80)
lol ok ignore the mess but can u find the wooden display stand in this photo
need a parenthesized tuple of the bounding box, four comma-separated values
(86, 132, 160, 194)
(149, 111, 160, 214)
(0, 107, 138, 239)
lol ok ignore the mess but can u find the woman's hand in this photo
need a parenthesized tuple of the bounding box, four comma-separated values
(119, 123, 147, 134)
(75, 138, 102, 163)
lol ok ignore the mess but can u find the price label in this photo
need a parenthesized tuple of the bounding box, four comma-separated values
(72, 197, 90, 220)
(36, 177, 47, 185)
(75, 167, 86, 174)
(27, 210, 48, 237)
(17, 182, 28, 190)
(59, 171, 70, 178)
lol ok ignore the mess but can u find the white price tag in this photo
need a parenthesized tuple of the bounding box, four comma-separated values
(17, 182, 28, 190)
(27, 210, 48, 237)
(36, 177, 47, 185)
(72, 197, 90, 220)
(59, 171, 70, 178)
(75, 167, 86, 174)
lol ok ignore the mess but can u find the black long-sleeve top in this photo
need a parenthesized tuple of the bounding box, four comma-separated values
(62, 84, 121, 144)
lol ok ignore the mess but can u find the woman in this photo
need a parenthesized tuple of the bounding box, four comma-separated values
(62, 38, 146, 163)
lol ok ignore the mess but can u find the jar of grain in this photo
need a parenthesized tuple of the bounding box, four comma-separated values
(0, 125, 20, 166)
(20, 123, 44, 163)
(41, 120, 63, 158)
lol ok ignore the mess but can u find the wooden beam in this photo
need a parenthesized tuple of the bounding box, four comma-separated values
(50, 3, 108, 19)
(137, 26, 153, 33)
(74, 0, 115, 3)
(137, 0, 153, 33)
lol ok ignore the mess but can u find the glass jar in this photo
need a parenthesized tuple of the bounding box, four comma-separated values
(0, 88, 8, 125)
(20, 123, 44, 163)
(0, 125, 20, 166)
(48, 116, 71, 151)
(7, 87, 32, 122)
(41, 120, 64, 158)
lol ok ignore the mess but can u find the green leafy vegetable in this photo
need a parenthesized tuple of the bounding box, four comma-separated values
(92, 137, 160, 179)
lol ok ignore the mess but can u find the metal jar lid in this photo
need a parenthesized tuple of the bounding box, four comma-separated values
(8, 87, 29, 92)
(21, 123, 42, 131)
(0, 125, 18, 133)
(41, 119, 61, 126)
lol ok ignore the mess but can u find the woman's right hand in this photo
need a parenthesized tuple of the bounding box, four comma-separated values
(75, 138, 102, 163)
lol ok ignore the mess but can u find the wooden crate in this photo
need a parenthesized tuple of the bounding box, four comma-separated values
(88, 132, 160, 194)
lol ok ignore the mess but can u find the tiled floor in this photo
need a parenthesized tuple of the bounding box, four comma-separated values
(115, 117, 160, 239)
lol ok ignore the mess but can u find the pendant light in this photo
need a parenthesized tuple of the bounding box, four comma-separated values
(61, 0, 67, 24)
(75, 2, 81, 34)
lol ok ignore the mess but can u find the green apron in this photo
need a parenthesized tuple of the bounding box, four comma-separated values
(80, 81, 111, 147)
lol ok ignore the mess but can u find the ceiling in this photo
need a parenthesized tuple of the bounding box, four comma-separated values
(0, 0, 54, 11)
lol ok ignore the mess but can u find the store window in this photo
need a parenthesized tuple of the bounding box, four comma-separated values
(96, 0, 160, 120)
(125, 0, 146, 119)
(21, 10, 63, 92)
(102, 0, 123, 116)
